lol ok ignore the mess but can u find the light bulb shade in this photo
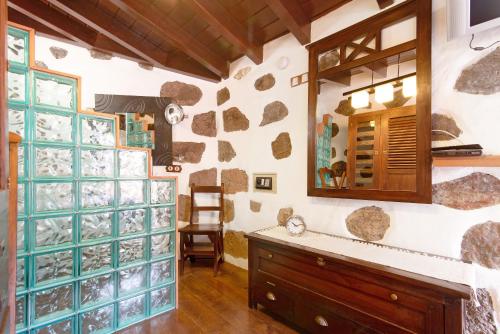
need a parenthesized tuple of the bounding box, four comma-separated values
(351, 90, 370, 109)
(402, 76, 417, 97)
(375, 83, 394, 103)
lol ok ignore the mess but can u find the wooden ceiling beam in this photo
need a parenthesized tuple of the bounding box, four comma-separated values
(191, 0, 263, 64)
(108, 0, 229, 78)
(46, 0, 220, 82)
(8, 8, 68, 41)
(264, 0, 311, 45)
(377, 0, 395, 10)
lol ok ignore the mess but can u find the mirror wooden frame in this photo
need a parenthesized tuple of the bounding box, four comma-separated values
(307, 0, 432, 203)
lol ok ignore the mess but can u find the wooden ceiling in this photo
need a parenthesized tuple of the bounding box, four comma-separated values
(7, 0, 394, 82)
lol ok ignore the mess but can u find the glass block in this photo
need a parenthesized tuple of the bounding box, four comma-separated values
(34, 283, 73, 321)
(151, 286, 173, 313)
(118, 150, 147, 178)
(119, 265, 146, 296)
(80, 149, 114, 178)
(151, 206, 175, 231)
(35, 76, 74, 109)
(35, 182, 73, 213)
(35, 216, 73, 248)
(80, 181, 114, 209)
(81, 305, 114, 334)
(8, 107, 25, 138)
(18, 145, 25, 178)
(18, 183, 25, 216)
(35, 318, 73, 334)
(8, 71, 25, 102)
(119, 237, 146, 265)
(35, 112, 73, 143)
(119, 181, 145, 206)
(35, 250, 73, 285)
(80, 212, 113, 242)
(81, 117, 115, 147)
(151, 259, 172, 287)
(80, 273, 113, 306)
(17, 220, 25, 251)
(151, 233, 172, 259)
(7, 31, 26, 64)
(119, 294, 145, 325)
(16, 295, 26, 329)
(17, 257, 25, 290)
(81, 243, 112, 274)
(119, 209, 146, 235)
(35, 146, 73, 178)
(150, 181, 174, 204)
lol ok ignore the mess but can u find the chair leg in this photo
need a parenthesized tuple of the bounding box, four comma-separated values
(213, 233, 219, 276)
(180, 232, 185, 275)
(220, 231, 225, 263)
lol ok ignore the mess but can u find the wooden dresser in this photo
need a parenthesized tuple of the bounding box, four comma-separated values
(247, 232, 471, 334)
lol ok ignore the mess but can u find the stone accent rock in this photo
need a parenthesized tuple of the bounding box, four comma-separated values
(224, 230, 248, 259)
(49, 46, 68, 59)
(90, 49, 112, 60)
(234, 66, 251, 80)
(334, 99, 355, 116)
(346, 206, 390, 241)
(223, 107, 249, 132)
(461, 222, 500, 269)
(217, 87, 230, 106)
(432, 173, 500, 210)
(221, 169, 248, 194)
(260, 101, 288, 126)
(218, 140, 236, 162)
(331, 161, 347, 177)
(254, 73, 275, 91)
(344, 149, 348, 156)
(383, 89, 411, 109)
(250, 200, 261, 213)
(319, 50, 340, 71)
(223, 199, 234, 223)
(455, 47, 500, 95)
(178, 195, 198, 223)
(35, 60, 48, 69)
(160, 81, 202, 106)
(191, 111, 216, 137)
(172, 142, 206, 164)
(271, 132, 292, 160)
(432, 114, 462, 141)
(465, 289, 497, 334)
(331, 148, 337, 159)
(331, 123, 339, 138)
(189, 168, 217, 187)
(138, 63, 153, 71)
(277, 207, 293, 226)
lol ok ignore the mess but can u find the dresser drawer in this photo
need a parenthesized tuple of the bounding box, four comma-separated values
(252, 283, 293, 320)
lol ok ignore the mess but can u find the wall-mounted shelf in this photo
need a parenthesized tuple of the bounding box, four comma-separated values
(432, 155, 500, 167)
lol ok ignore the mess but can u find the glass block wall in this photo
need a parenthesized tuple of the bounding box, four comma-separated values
(7, 25, 177, 334)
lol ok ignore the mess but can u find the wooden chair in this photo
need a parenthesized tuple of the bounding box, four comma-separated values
(179, 184, 224, 276)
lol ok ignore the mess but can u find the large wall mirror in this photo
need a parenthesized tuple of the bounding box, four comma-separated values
(307, 0, 432, 203)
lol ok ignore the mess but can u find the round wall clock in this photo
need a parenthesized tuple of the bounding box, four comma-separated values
(285, 215, 306, 237)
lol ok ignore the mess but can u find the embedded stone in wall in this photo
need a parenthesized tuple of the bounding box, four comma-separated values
(464, 288, 497, 334)
(234, 66, 251, 80)
(224, 199, 234, 223)
(250, 200, 261, 213)
(260, 101, 288, 126)
(160, 81, 203, 106)
(331, 161, 347, 177)
(178, 194, 199, 223)
(331, 123, 339, 138)
(383, 89, 411, 109)
(271, 132, 292, 160)
(172, 142, 206, 164)
(217, 87, 230, 106)
(189, 168, 217, 187)
(334, 99, 355, 116)
(35, 60, 48, 69)
(344, 149, 348, 156)
(346, 206, 390, 241)
(138, 63, 153, 71)
(455, 47, 500, 95)
(318, 50, 340, 71)
(331, 147, 337, 159)
(223, 107, 249, 132)
(221, 169, 248, 194)
(218, 140, 236, 162)
(49, 46, 68, 59)
(432, 114, 462, 141)
(254, 73, 275, 91)
(277, 207, 293, 226)
(432, 173, 500, 210)
(224, 230, 248, 259)
(90, 49, 113, 60)
(192, 111, 216, 137)
(461, 221, 500, 269)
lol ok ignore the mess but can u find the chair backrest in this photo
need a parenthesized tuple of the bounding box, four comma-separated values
(189, 183, 224, 225)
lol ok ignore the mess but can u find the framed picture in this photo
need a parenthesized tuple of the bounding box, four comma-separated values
(253, 173, 277, 193)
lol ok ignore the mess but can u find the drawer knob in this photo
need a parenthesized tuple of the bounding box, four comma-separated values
(267, 253, 273, 259)
(266, 292, 276, 301)
(390, 293, 398, 301)
(316, 257, 326, 267)
(315, 315, 328, 327)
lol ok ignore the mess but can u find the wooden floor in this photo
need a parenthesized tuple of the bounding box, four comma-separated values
(119, 261, 298, 334)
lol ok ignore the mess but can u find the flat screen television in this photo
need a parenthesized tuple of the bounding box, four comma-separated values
(448, 0, 500, 40)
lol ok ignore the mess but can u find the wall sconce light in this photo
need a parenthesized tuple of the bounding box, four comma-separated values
(402, 76, 417, 97)
(351, 90, 370, 108)
(375, 83, 394, 103)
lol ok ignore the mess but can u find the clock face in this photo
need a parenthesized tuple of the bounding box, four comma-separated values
(286, 215, 306, 236)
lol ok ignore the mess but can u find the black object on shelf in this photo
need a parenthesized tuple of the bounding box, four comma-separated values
(432, 144, 483, 157)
